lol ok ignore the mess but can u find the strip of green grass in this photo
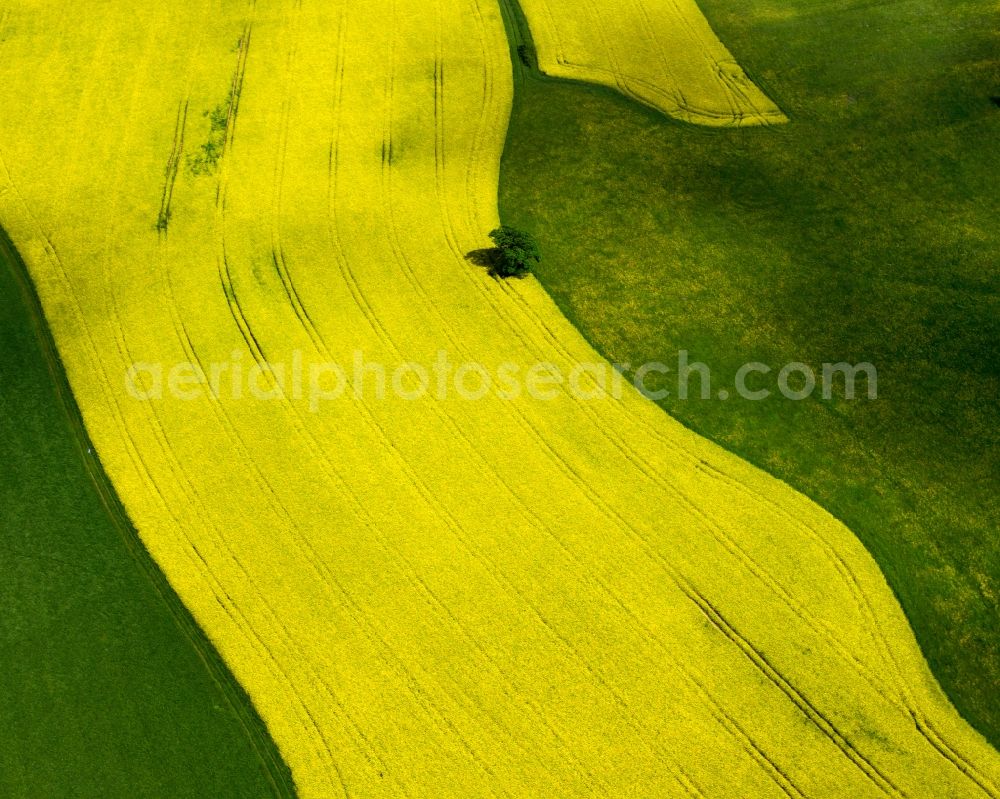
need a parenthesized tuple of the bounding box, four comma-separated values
(498, 0, 1000, 745)
(0, 230, 294, 798)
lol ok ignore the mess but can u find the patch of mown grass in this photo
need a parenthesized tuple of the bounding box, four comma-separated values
(499, 0, 1000, 744)
(0, 232, 294, 798)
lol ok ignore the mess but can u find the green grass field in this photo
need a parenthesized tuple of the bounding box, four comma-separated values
(0, 232, 292, 797)
(500, 0, 1000, 747)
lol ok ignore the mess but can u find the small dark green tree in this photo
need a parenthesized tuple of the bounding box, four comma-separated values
(488, 226, 540, 278)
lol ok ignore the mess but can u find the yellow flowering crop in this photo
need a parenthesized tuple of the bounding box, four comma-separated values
(517, 0, 788, 125)
(0, 0, 994, 797)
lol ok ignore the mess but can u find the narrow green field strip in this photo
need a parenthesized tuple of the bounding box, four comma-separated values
(0, 229, 294, 798)
(498, 0, 1000, 747)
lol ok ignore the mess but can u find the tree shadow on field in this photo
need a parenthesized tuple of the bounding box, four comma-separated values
(465, 247, 504, 278)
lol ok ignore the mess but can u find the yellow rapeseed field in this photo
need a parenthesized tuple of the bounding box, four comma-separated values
(0, 0, 995, 797)
(517, 0, 788, 125)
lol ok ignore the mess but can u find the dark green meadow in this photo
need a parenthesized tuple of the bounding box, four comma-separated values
(500, 0, 1000, 745)
(0, 232, 292, 798)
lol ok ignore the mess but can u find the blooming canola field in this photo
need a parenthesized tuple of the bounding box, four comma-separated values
(516, 0, 788, 125)
(0, 0, 996, 797)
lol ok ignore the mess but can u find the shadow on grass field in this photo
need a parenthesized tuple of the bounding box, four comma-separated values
(0, 231, 293, 797)
(499, 0, 1000, 745)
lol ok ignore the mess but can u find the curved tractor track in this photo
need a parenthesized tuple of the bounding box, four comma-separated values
(0, 0, 995, 797)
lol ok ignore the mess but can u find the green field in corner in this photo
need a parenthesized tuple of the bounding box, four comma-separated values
(0, 232, 293, 798)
